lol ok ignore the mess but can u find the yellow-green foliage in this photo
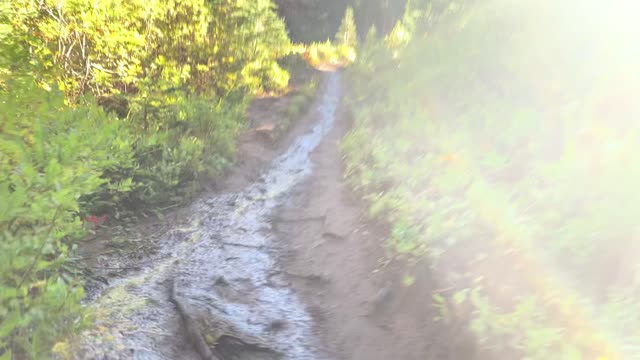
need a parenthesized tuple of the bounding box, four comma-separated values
(0, 81, 128, 359)
(304, 41, 356, 70)
(4, 0, 291, 100)
(344, 0, 640, 358)
(335, 6, 357, 48)
(302, 7, 357, 70)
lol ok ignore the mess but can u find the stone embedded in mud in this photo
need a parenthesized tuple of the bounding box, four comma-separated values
(214, 276, 230, 287)
(266, 319, 287, 332)
(321, 232, 345, 242)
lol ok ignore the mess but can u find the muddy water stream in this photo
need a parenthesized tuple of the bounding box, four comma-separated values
(81, 73, 340, 360)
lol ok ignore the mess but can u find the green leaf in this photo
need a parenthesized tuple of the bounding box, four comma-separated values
(0, 311, 25, 338)
(402, 275, 415, 287)
(453, 289, 468, 305)
(0, 349, 12, 360)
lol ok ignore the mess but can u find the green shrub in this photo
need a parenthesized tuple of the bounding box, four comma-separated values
(304, 41, 356, 69)
(0, 79, 134, 358)
(6, 0, 292, 101)
(127, 93, 246, 205)
(302, 6, 359, 71)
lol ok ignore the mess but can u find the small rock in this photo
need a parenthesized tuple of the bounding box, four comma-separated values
(321, 232, 345, 242)
(265, 320, 286, 332)
(214, 276, 229, 287)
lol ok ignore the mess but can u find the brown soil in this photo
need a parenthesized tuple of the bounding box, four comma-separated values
(217, 70, 318, 192)
(271, 97, 483, 360)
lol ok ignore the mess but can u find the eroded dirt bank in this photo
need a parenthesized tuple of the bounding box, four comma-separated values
(271, 94, 481, 360)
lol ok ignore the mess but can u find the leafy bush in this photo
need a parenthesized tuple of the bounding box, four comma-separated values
(0, 79, 134, 359)
(304, 41, 356, 70)
(300, 5, 358, 70)
(6, 0, 292, 100)
(126, 93, 246, 206)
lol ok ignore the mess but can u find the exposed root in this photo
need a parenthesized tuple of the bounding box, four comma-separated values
(169, 278, 284, 360)
(169, 279, 219, 360)
(271, 215, 326, 223)
(215, 335, 282, 360)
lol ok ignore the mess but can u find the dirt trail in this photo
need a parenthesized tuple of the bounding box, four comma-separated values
(77, 73, 339, 359)
(76, 71, 480, 360)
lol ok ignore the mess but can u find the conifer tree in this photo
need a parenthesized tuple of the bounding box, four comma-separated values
(335, 6, 358, 48)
